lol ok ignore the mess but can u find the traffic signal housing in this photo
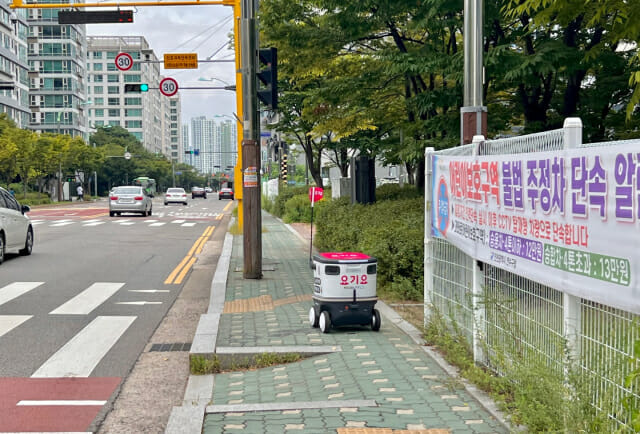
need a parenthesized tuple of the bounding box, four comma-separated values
(257, 47, 278, 110)
(58, 10, 133, 24)
(184, 149, 200, 156)
(124, 83, 149, 93)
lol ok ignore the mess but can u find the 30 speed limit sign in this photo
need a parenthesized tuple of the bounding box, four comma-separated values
(159, 78, 179, 97)
(115, 52, 133, 71)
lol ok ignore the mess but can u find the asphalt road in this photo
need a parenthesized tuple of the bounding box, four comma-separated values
(0, 194, 234, 432)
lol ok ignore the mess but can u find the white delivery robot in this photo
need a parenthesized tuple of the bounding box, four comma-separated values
(309, 252, 380, 333)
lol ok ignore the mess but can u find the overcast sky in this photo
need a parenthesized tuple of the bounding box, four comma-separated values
(86, 5, 237, 124)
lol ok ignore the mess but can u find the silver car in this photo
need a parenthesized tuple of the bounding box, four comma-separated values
(109, 186, 153, 217)
(0, 187, 33, 264)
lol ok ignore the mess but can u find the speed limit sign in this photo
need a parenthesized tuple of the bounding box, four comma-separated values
(115, 52, 133, 71)
(159, 77, 179, 97)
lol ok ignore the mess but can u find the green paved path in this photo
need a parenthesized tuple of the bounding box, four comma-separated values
(202, 213, 508, 433)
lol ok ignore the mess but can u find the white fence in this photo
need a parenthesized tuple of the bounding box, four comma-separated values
(424, 118, 640, 429)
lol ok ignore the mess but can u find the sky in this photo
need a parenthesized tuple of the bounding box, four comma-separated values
(86, 4, 238, 124)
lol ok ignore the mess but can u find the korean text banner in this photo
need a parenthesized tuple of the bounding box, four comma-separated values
(432, 144, 640, 314)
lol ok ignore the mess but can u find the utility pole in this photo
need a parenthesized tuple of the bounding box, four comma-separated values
(240, 0, 262, 279)
(461, 0, 486, 144)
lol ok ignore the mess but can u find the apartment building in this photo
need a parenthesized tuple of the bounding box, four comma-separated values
(216, 119, 237, 173)
(167, 95, 181, 162)
(181, 123, 189, 164)
(86, 36, 167, 153)
(0, 6, 29, 128)
(27, 7, 88, 137)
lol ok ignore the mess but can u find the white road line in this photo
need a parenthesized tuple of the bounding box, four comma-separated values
(115, 301, 162, 305)
(83, 219, 102, 223)
(181, 222, 197, 227)
(0, 282, 44, 307)
(119, 222, 135, 226)
(31, 316, 136, 378)
(17, 400, 107, 406)
(50, 221, 75, 227)
(83, 222, 105, 227)
(113, 219, 131, 224)
(171, 219, 186, 223)
(0, 315, 32, 338)
(128, 290, 170, 293)
(144, 219, 158, 223)
(50, 283, 125, 315)
(149, 222, 166, 227)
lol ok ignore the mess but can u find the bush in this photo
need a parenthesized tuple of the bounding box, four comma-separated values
(376, 183, 423, 202)
(282, 194, 329, 223)
(315, 196, 424, 301)
(271, 185, 309, 218)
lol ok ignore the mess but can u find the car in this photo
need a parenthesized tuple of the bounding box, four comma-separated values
(205, 187, 213, 193)
(164, 187, 188, 206)
(109, 186, 153, 217)
(192, 187, 207, 199)
(0, 187, 33, 264)
(219, 187, 234, 200)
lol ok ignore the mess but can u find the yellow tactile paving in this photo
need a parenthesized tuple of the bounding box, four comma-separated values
(223, 293, 313, 313)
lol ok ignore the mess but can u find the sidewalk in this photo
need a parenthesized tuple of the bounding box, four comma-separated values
(166, 212, 510, 433)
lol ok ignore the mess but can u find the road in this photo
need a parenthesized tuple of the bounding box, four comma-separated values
(0, 194, 234, 432)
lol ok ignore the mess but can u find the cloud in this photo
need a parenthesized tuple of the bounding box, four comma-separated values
(87, 4, 237, 123)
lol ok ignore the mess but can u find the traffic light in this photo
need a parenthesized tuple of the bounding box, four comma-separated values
(184, 149, 200, 155)
(124, 83, 149, 93)
(257, 47, 278, 110)
(58, 10, 133, 24)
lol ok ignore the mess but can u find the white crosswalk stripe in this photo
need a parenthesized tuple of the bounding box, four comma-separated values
(31, 316, 137, 378)
(28, 217, 217, 228)
(50, 282, 125, 315)
(0, 282, 44, 307)
(0, 315, 32, 338)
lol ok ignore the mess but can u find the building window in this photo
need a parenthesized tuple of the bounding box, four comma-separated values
(94, 97, 104, 105)
(132, 131, 143, 140)
(108, 97, 119, 106)
(94, 86, 103, 94)
(124, 97, 142, 105)
(108, 109, 120, 117)
(94, 109, 104, 117)
(125, 120, 142, 128)
(124, 74, 141, 83)
(125, 108, 142, 117)
(107, 74, 119, 83)
(106, 51, 118, 59)
(107, 86, 119, 94)
(93, 74, 103, 82)
(107, 63, 117, 72)
(92, 51, 103, 59)
(108, 120, 121, 127)
(93, 63, 103, 71)
(93, 120, 104, 126)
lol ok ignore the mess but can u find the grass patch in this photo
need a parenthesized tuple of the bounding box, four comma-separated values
(190, 352, 301, 375)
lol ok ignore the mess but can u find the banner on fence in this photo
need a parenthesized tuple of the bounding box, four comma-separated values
(432, 143, 640, 313)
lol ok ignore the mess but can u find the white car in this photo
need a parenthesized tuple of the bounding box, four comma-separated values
(0, 187, 33, 265)
(109, 186, 153, 217)
(164, 188, 188, 206)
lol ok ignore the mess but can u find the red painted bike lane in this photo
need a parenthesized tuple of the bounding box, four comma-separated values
(0, 377, 120, 432)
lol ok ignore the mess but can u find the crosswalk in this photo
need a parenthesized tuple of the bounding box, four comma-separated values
(30, 214, 223, 228)
(0, 281, 170, 376)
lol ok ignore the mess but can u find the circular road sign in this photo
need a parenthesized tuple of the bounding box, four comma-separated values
(159, 77, 179, 97)
(124, 152, 132, 160)
(115, 52, 133, 71)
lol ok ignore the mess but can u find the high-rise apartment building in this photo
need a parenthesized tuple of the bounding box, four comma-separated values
(167, 96, 181, 162)
(216, 120, 237, 172)
(27, 7, 89, 137)
(181, 123, 189, 164)
(0, 6, 29, 128)
(190, 115, 214, 174)
(86, 36, 167, 153)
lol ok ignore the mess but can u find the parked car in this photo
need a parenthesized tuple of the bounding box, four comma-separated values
(0, 187, 33, 264)
(205, 187, 213, 193)
(109, 186, 153, 217)
(164, 188, 188, 206)
(219, 187, 234, 200)
(192, 187, 207, 199)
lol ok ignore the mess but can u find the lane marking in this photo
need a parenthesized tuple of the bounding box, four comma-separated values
(174, 257, 197, 285)
(119, 222, 135, 226)
(171, 219, 186, 224)
(17, 400, 107, 406)
(164, 226, 215, 284)
(128, 290, 170, 293)
(50, 221, 74, 227)
(32, 316, 136, 378)
(0, 315, 32, 338)
(223, 201, 233, 212)
(181, 222, 196, 227)
(83, 222, 105, 227)
(115, 301, 162, 306)
(149, 222, 166, 227)
(216, 214, 223, 220)
(50, 283, 125, 315)
(0, 282, 45, 307)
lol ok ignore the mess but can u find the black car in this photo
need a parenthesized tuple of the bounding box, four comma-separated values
(219, 187, 234, 200)
(192, 187, 207, 199)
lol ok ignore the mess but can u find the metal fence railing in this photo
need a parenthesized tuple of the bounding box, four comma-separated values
(424, 119, 640, 430)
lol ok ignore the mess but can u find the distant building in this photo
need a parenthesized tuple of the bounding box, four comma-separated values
(188, 116, 237, 174)
(0, 6, 29, 128)
(27, 7, 89, 138)
(216, 120, 237, 173)
(167, 96, 181, 162)
(86, 36, 168, 154)
(181, 123, 189, 164)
